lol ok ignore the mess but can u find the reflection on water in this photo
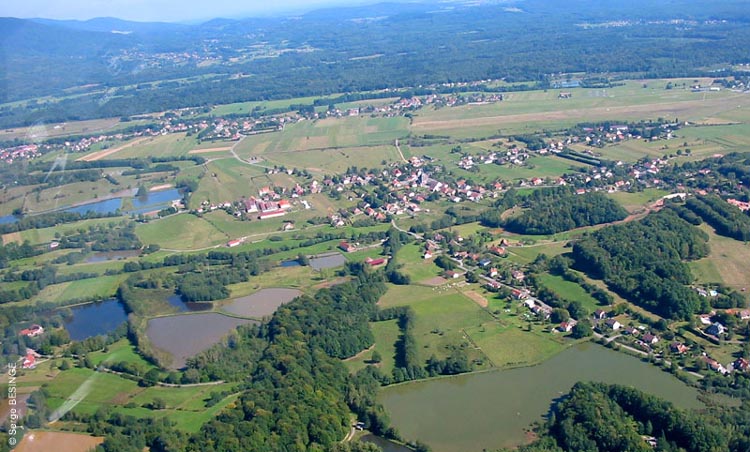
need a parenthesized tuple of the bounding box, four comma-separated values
(63, 299, 128, 341)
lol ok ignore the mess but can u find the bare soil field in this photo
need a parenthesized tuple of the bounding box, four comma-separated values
(422, 276, 449, 286)
(15, 431, 104, 452)
(463, 290, 489, 308)
(188, 146, 232, 154)
(76, 136, 151, 162)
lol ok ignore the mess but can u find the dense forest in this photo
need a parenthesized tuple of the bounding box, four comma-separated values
(571, 209, 709, 319)
(684, 195, 750, 241)
(3, 0, 750, 126)
(482, 187, 628, 234)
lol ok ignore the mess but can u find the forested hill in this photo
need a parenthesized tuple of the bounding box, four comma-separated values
(513, 382, 745, 452)
(3, 0, 750, 126)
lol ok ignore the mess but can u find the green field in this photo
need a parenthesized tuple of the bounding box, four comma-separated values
(191, 157, 271, 208)
(606, 188, 669, 212)
(137, 214, 228, 250)
(464, 322, 565, 368)
(537, 273, 602, 313)
(397, 243, 443, 283)
(43, 366, 239, 432)
(688, 224, 750, 289)
(263, 145, 403, 174)
(378, 285, 493, 366)
(95, 133, 211, 160)
(344, 319, 400, 374)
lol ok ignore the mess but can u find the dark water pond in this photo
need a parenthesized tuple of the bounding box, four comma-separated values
(63, 299, 128, 341)
(85, 250, 141, 263)
(0, 215, 18, 224)
(166, 294, 213, 313)
(280, 260, 301, 267)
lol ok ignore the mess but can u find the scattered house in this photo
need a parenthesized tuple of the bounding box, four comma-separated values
(623, 326, 640, 336)
(738, 310, 750, 321)
(642, 333, 659, 345)
(698, 314, 713, 326)
(282, 222, 295, 231)
(423, 251, 433, 259)
(485, 280, 502, 290)
(365, 257, 387, 267)
(478, 258, 492, 267)
(558, 321, 575, 333)
(489, 267, 499, 278)
(49, 241, 60, 250)
(339, 241, 357, 253)
(734, 358, 750, 373)
(19, 325, 44, 337)
(489, 245, 506, 256)
(593, 309, 608, 320)
(701, 354, 728, 374)
(227, 239, 242, 248)
(670, 342, 689, 354)
(444, 270, 461, 279)
(604, 319, 622, 331)
(706, 322, 726, 336)
(511, 270, 525, 281)
(511, 288, 529, 300)
(22, 353, 36, 369)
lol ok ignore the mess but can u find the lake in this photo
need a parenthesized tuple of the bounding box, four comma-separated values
(359, 435, 413, 452)
(166, 294, 213, 313)
(146, 313, 257, 369)
(309, 252, 347, 270)
(380, 343, 703, 452)
(280, 260, 301, 267)
(85, 250, 141, 263)
(60, 188, 182, 216)
(63, 299, 128, 341)
(222, 288, 302, 318)
(63, 198, 122, 216)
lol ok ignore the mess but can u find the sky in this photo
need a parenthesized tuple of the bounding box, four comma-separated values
(0, 0, 415, 23)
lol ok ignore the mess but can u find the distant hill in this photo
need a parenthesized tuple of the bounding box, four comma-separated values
(31, 17, 188, 34)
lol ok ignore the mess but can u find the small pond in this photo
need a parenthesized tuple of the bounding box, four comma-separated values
(309, 252, 346, 270)
(63, 299, 128, 341)
(222, 288, 302, 318)
(63, 198, 122, 215)
(85, 250, 141, 263)
(146, 313, 257, 369)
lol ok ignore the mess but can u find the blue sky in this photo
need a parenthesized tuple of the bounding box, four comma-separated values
(1, 0, 417, 22)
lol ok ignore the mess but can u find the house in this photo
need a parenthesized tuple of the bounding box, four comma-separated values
(478, 258, 492, 267)
(698, 314, 713, 326)
(22, 353, 36, 369)
(734, 358, 750, 372)
(642, 333, 659, 345)
(19, 324, 44, 337)
(485, 280, 502, 290)
(227, 239, 242, 248)
(701, 355, 728, 374)
(444, 270, 461, 279)
(365, 257, 387, 267)
(259, 210, 286, 220)
(738, 310, 750, 321)
(423, 251, 433, 260)
(604, 319, 622, 331)
(511, 270, 525, 281)
(558, 322, 574, 333)
(339, 241, 356, 253)
(706, 322, 726, 336)
(670, 342, 689, 354)
(489, 267, 499, 278)
(511, 288, 529, 299)
(489, 246, 506, 256)
(49, 241, 60, 250)
(593, 309, 608, 320)
(623, 326, 640, 336)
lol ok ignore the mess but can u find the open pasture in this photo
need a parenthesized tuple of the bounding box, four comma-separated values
(233, 116, 409, 159)
(191, 157, 270, 208)
(263, 144, 402, 174)
(689, 224, 750, 290)
(137, 214, 228, 250)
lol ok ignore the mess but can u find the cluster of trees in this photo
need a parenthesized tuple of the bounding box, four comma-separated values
(0, 241, 40, 268)
(572, 210, 709, 319)
(516, 382, 732, 452)
(56, 222, 141, 251)
(483, 187, 627, 234)
(685, 195, 750, 241)
(384, 228, 412, 285)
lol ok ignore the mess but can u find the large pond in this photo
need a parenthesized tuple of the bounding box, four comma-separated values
(63, 198, 122, 216)
(222, 288, 302, 318)
(146, 313, 257, 369)
(63, 299, 128, 341)
(0, 215, 18, 224)
(309, 252, 347, 270)
(380, 343, 703, 452)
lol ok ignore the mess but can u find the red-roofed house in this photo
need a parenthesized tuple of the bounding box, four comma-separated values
(339, 241, 356, 252)
(19, 325, 44, 337)
(22, 353, 36, 369)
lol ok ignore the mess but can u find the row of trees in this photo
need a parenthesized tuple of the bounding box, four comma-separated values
(685, 195, 750, 241)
